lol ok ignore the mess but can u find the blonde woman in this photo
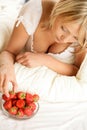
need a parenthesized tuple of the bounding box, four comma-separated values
(0, 0, 87, 96)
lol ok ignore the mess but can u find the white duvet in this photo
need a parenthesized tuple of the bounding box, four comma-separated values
(0, 0, 87, 130)
(14, 53, 87, 103)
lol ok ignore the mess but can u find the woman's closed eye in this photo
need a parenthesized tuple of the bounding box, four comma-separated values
(61, 25, 69, 33)
(61, 25, 78, 42)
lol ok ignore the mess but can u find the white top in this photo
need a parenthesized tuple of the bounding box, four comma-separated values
(16, 0, 76, 64)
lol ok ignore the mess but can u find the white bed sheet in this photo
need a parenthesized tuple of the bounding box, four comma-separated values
(0, 93, 87, 130)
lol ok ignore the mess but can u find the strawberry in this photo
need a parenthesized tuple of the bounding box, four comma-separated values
(26, 93, 33, 103)
(3, 100, 12, 110)
(17, 91, 26, 99)
(9, 91, 17, 99)
(2, 94, 10, 101)
(2, 91, 39, 118)
(16, 99, 25, 108)
(8, 106, 18, 115)
(29, 102, 36, 111)
(33, 94, 39, 102)
(24, 107, 33, 116)
(12, 100, 17, 106)
(17, 109, 24, 117)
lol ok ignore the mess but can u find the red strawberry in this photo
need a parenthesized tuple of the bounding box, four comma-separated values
(24, 107, 33, 116)
(12, 100, 17, 106)
(16, 99, 25, 108)
(33, 94, 39, 102)
(9, 91, 17, 99)
(17, 109, 24, 117)
(8, 106, 18, 115)
(29, 102, 36, 111)
(17, 91, 26, 99)
(3, 100, 12, 110)
(26, 93, 33, 103)
(2, 94, 10, 101)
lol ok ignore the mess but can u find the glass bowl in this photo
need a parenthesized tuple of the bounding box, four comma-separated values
(1, 99, 39, 120)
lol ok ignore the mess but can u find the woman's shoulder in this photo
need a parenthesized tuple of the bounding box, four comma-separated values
(16, 0, 43, 35)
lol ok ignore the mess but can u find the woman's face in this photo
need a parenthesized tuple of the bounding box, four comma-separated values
(52, 18, 81, 44)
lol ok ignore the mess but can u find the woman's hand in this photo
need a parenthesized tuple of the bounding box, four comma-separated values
(16, 52, 45, 68)
(16, 51, 78, 76)
(0, 64, 18, 97)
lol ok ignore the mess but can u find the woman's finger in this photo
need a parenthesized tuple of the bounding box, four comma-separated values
(17, 57, 29, 64)
(16, 52, 31, 60)
(16, 53, 24, 60)
(12, 81, 18, 93)
(16, 55, 27, 63)
(0, 75, 4, 92)
(21, 61, 30, 67)
(3, 75, 9, 97)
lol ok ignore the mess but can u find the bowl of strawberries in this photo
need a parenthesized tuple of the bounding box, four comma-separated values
(1, 91, 39, 119)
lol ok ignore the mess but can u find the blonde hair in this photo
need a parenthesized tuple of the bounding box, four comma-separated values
(46, 0, 87, 48)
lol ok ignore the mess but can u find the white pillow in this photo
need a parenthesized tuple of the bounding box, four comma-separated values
(0, 0, 23, 52)
(76, 54, 87, 82)
(14, 54, 87, 103)
(0, 0, 25, 7)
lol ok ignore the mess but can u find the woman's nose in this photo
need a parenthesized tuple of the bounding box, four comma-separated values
(60, 35, 64, 40)
(60, 35, 75, 43)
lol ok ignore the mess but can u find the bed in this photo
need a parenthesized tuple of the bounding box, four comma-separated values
(0, 0, 87, 130)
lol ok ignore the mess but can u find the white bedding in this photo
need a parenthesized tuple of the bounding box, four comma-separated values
(1, 93, 87, 130)
(14, 54, 87, 103)
(0, 0, 87, 130)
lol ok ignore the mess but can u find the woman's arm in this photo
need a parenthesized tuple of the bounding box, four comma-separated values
(16, 52, 78, 76)
(0, 22, 29, 71)
(0, 51, 17, 96)
(42, 54, 78, 76)
(0, 23, 29, 96)
(74, 48, 87, 68)
(5, 22, 29, 55)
